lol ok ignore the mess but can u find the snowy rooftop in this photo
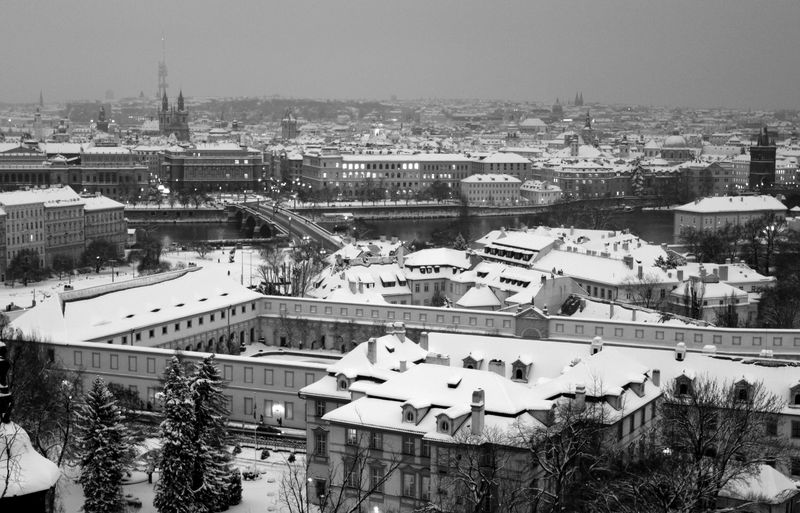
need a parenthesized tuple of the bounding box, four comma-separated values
(532, 249, 677, 287)
(82, 195, 124, 211)
(12, 267, 263, 342)
(403, 248, 470, 269)
(476, 152, 531, 164)
(342, 153, 470, 163)
(0, 186, 82, 207)
(462, 173, 521, 183)
(675, 195, 786, 214)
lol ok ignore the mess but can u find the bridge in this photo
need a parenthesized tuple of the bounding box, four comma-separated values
(230, 201, 344, 253)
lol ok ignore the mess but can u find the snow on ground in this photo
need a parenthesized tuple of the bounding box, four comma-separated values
(59, 449, 312, 513)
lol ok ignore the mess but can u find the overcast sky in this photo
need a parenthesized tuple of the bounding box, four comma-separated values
(1, 0, 798, 109)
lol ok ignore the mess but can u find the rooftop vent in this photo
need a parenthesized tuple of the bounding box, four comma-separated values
(446, 375, 462, 388)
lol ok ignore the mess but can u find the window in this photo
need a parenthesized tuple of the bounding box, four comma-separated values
(187, 320, 192, 329)
(369, 432, 382, 450)
(403, 436, 415, 456)
(402, 473, 416, 498)
(128, 356, 137, 372)
(147, 357, 156, 374)
(766, 420, 778, 436)
(110, 354, 118, 370)
(791, 421, 800, 439)
(244, 397, 254, 416)
(346, 428, 358, 446)
(264, 400, 273, 418)
(149, 329, 155, 338)
(792, 457, 800, 476)
(91, 352, 100, 368)
(264, 369, 273, 385)
(421, 439, 431, 458)
(315, 400, 326, 418)
(285, 371, 294, 387)
(162, 326, 168, 335)
(74, 351, 83, 366)
(244, 367, 253, 383)
(314, 431, 328, 457)
(174, 323, 180, 332)
(199, 316, 203, 325)
(370, 466, 384, 493)
(285, 401, 294, 420)
(421, 475, 431, 501)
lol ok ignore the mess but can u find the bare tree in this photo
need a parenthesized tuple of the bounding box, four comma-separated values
(511, 396, 613, 512)
(659, 375, 790, 511)
(425, 427, 534, 513)
(192, 241, 212, 259)
(279, 431, 401, 513)
(621, 271, 666, 310)
(4, 332, 82, 511)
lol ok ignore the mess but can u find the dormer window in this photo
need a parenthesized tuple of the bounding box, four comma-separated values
(406, 411, 414, 422)
(511, 357, 532, 383)
(734, 380, 751, 403)
(439, 420, 449, 433)
(337, 376, 351, 391)
(790, 384, 800, 408)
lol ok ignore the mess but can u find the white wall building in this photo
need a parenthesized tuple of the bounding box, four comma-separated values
(460, 173, 521, 206)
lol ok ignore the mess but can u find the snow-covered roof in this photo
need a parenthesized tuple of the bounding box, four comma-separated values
(455, 286, 502, 308)
(0, 422, 60, 497)
(12, 267, 263, 343)
(477, 152, 531, 164)
(403, 248, 470, 269)
(82, 195, 124, 211)
(0, 186, 82, 207)
(461, 173, 521, 184)
(719, 464, 799, 504)
(675, 195, 786, 214)
(342, 153, 470, 163)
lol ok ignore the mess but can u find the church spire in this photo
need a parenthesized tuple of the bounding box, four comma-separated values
(162, 91, 169, 112)
(177, 90, 184, 111)
(584, 109, 592, 129)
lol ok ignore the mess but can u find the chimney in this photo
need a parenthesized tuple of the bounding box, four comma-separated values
(470, 389, 485, 435)
(623, 255, 633, 269)
(488, 359, 505, 376)
(380, 235, 386, 242)
(399, 360, 407, 372)
(609, 301, 615, 318)
(574, 383, 586, 410)
(367, 337, 377, 364)
(591, 336, 603, 355)
(631, 309, 636, 321)
(613, 242, 619, 252)
(718, 265, 728, 281)
(570, 225, 575, 236)
(419, 331, 429, 351)
(675, 342, 687, 361)
(651, 369, 661, 387)
(638, 265, 643, 279)
(393, 321, 406, 343)
(677, 269, 684, 281)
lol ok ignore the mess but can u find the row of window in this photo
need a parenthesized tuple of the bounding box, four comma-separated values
(553, 322, 800, 347)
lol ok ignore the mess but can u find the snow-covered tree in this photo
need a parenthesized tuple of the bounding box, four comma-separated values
(154, 357, 198, 513)
(190, 355, 233, 511)
(75, 376, 132, 513)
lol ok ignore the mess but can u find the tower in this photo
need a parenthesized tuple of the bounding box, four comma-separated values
(157, 35, 168, 100)
(38, 90, 43, 108)
(749, 126, 776, 189)
(96, 105, 109, 132)
(281, 109, 298, 140)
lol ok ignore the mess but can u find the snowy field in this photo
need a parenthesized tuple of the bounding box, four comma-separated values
(59, 448, 309, 513)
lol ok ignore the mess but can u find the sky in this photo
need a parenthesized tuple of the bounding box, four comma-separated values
(1, 0, 798, 109)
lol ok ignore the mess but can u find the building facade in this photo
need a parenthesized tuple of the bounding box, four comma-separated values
(162, 143, 266, 193)
(749, 127, 776, 188)
(159, 90, 189, 141)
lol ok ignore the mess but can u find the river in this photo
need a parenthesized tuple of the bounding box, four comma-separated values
(148, 209, 675, 248)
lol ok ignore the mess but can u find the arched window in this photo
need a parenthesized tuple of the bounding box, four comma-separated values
(737, 387, 748, 402)
(514, 368, 524, 380)
(678, 383, 688, 396)
(440, 420, 449, 432)
(405, 411, 414, 422)
(795, 393, 800, 405)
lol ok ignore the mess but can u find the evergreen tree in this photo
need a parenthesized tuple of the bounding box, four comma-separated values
(155, 357, 198, 513)
(191, 356, 233, 511)
(75, 376, 132, 513)
(227, 468, 243, 506)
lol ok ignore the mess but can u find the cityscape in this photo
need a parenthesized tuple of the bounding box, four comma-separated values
(1, 2, 800, 513)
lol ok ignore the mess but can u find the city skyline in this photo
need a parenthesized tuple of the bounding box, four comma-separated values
(0, 0, 798, 109)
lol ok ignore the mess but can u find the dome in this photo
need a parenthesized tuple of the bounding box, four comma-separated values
(663, 134, 687, 148)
